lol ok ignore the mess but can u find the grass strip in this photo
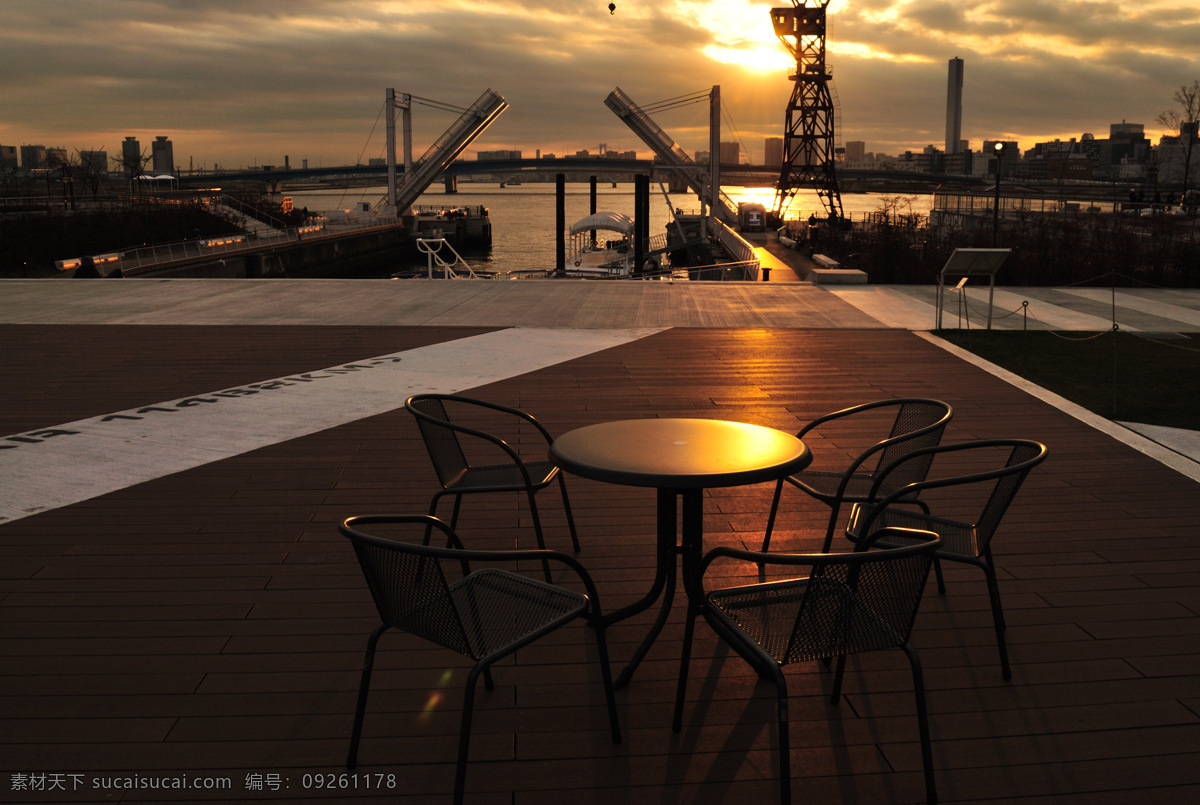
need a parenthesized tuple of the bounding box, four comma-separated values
(934, 329, 1200, 431)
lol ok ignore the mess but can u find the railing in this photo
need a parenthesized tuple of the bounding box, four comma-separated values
(707, 217, 761, 280)
(604, 87, 738, 224)
(415, 237, 496, 279)
(58, 214, 400, 275)
(395, 89, 508, 211)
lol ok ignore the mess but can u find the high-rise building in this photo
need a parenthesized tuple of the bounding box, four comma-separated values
(764, 137, 783, 167)
(720, 141, 741, 165)
(477, 150, 522, 160)
(0, 145, 16, 171)
(121, 137, 142, 177)
(19, 144, 46, 170)
(845, 141, 866, 163)
(946, 58, 964, 155)
(151, 136, 175, 174)
(80, 150, 109, 176)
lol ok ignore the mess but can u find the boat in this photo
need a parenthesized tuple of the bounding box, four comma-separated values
(566, 211, 635, 276)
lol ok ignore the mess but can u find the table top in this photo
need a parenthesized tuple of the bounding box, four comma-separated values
(549, 418, 811, 489)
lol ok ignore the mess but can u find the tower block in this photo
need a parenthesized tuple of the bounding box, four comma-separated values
(770, 1, 844, 222)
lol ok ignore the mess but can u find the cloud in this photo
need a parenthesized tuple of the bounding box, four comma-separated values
(1, 0, 1198, 167)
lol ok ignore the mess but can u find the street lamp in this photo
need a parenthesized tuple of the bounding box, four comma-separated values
(992, 141, 1006, 246)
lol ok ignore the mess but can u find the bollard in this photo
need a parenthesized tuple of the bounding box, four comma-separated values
(762, 267, 771, 282)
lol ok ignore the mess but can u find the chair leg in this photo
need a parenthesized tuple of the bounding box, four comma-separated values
(933, 555, 947, 595)
(672, 603, 700, 733)
(980, 551, 1012, 680)
(347, 623, 388, 769)
(819, 502, 843, 554)
(761, 478, 785, 552)
(526, 491, 554, 583)
(904, 644, 938, 805)
(454, 666, 484, 805)
(592, 622, 622, 744)
(829, 654, 848, 705)
(773, 671, 792, 805)
(557, 474, 582, 553)
(424, 495, 445, 545)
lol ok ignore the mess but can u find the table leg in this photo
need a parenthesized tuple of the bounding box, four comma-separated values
(614, 488, 680, 689)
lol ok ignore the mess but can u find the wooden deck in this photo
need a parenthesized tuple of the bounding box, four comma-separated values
(3, 323, 1199, 803)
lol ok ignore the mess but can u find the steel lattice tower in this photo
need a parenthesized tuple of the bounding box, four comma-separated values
(770, 1, 844, 222)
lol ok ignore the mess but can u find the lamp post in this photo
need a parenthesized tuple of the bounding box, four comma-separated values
(992, 141, 1006, 246)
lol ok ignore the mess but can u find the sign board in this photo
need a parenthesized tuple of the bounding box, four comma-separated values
(936, 248, 1011, 330)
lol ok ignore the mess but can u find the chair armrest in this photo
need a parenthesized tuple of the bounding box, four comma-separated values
(406, 400, 540, 487)
(795, 399, 951, 497)
(430, 394, 558, 445)
(340, 514, 607, 621)
(855, 439, 1047, 536)
(694, 528, 941, 595)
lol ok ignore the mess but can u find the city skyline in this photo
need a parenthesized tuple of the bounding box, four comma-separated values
(2, 1, 1197, 171)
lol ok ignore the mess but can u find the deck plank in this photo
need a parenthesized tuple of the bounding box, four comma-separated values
(3, 325, 1200, 802)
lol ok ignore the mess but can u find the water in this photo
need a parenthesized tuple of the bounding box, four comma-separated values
(281, 183, 927, 277)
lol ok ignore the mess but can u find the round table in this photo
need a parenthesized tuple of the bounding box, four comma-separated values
(550, 418, 811, 687)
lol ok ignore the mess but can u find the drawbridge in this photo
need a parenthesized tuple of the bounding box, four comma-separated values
(604, 87, 738, 225)
(387, 88, 508, 214)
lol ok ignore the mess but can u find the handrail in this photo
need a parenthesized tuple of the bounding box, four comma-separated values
(416, 237, 493, 279)
(59, 212, 400, 276)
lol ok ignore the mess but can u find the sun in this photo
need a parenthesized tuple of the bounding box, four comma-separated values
(678, 1, 793, 74)
(703, 43, 794, 74)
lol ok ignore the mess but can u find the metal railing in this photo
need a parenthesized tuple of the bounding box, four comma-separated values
(59, 213, 400, 275)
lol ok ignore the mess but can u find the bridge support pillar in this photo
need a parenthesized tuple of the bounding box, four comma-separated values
(443, 174, 458, 194)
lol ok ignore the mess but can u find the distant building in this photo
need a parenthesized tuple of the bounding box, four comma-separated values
(80, 150, 109, 176)
(764, 137, 784, 167)
(151, 136, 175, 174)
(45, 147, 69, 167)
(1152, 121, 1198, 189)
(946, 58, 964, 155)
(844, 140, 865, 163)
(719, 141, 740, 165)
(0, 145, 16, 171)
(693, 150, 710, 164)
(19, 144, 46, 170)
(121, 137, 142, 178)
(477, 150, 522, 161)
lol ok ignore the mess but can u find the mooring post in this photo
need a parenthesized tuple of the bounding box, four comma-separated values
(590, 175, 598, 245)
(556, 174, 566, 275)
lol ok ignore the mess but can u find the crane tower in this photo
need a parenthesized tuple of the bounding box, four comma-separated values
(770, 1, 844, 222)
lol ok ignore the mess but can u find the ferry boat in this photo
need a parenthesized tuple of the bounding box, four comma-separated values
(565, 211, 635, 277)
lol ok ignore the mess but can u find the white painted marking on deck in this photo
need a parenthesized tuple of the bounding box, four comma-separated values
(1057, 288, 1200, 330)
(0, 327, 663, 523)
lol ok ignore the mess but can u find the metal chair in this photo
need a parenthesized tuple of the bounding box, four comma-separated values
(674, 529, 942, 805)
(845, 439, 1048, 680)
(762, 398, 953, 554)
(405, 394, 580, 556)
(340, 514, 621, 805)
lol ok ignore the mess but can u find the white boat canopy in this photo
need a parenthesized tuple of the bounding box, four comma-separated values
(570, 211, 634, 235)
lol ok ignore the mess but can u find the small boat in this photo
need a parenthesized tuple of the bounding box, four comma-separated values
(566, 211, 634, 276)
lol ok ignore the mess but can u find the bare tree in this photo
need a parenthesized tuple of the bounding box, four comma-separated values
(1157, 80, 1200, 201)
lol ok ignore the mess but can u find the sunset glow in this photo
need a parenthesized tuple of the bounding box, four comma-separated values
(0, 0, 1195, 167)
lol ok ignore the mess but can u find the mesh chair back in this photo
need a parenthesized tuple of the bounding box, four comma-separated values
(408, 395, 470, 488)
(863, 439, 1048, 554)
(872, 400, 953, 484)
(975, 441, 1045, 550)
(784, 542, 936, 664)
(346, 530, 476, 657)
(710, 535, 938, 666)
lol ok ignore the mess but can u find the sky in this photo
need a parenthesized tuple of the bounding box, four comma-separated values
(3, 0, 1198, 171)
